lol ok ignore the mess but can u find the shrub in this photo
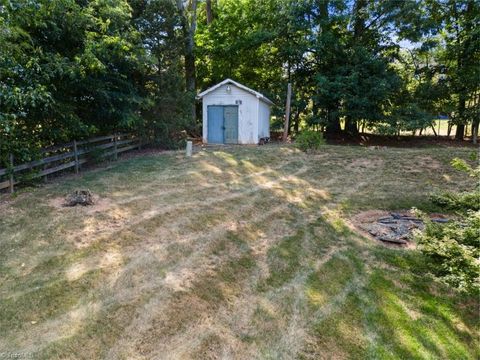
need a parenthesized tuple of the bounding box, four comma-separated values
(415, 158, 480, 295)
(415, 210, 479, 294)
(430, 158, 480, 211)
(295, 130, 325, 152)
(87, 147, 107, 164)
(430, 191, 480, 211)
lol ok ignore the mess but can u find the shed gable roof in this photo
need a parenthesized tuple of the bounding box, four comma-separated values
(197, 79, 274, 106)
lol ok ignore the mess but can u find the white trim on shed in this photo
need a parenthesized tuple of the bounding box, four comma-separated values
(198, 78, 274, 106)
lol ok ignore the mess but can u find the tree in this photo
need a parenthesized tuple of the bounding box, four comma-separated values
(205, 0, 214, 24)
(177, 0, 198, 123)
(427, 0, 480, 140)
(2, 0, 477, 161)
(131, 0, 196, 147)
(0, 0, 148, 164)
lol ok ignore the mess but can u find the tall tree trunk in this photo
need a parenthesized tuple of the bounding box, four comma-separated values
(177, 0, 197, 123)
(472, 92, 479, 144)
(455, 124, 465, 140)
(325, 120, 341, 135)
(454, 0, 475, 140)
(473, 119, 479, 144)
(455, 96, 466, 140)
(352, 0, 367, 38)
(283, 83, 292, 142)
(343, 0, 367, 136)
(317, 0, 328, 22)
(206, 0, 213, 24)
(345, 117, 358, 136)
(325, 107, 341, 136)
(293, 110, 300, 134)
(315, 0, 341, 136)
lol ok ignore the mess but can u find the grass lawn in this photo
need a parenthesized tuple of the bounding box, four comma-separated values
(0, 144, 478, 359)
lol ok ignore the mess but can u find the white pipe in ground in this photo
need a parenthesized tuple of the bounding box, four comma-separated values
(186, 141, 193, 157)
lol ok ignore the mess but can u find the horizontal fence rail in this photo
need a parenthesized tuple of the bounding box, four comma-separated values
(0, 133, 141, 192)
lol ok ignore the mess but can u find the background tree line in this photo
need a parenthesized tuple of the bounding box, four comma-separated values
(195, 0, 479, 140)
(1, 0, 479, 165)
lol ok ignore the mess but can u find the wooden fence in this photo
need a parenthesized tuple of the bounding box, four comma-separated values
(0, 133, 141, 193)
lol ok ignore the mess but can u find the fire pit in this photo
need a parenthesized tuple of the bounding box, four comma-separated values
(64, 189, 95, 207)
(354, 211, 449, 245)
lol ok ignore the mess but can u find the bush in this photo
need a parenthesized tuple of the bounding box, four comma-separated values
(87, 147, 107, 164)
(295, 130, 325, 152)
(430, 158, 480, 211)
(415, 210, 479, 294)
(430, 191, 480, 211)
(415, 158, 480, 295)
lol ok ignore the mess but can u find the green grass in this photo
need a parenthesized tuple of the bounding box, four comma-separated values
(0, 144, 478, 359)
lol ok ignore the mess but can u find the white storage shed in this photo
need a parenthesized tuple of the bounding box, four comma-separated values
(197, 79, 273, 145)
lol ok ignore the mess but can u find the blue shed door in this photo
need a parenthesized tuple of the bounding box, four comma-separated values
(207, 106, 224, 144)
(223, 106, 238, 144)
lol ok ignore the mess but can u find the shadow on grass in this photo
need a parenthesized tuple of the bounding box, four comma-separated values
(0, 145, 478, 359)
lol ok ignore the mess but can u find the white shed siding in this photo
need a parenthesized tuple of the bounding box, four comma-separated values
(202, 84, 259, 144)
(258, 100, 271, 139)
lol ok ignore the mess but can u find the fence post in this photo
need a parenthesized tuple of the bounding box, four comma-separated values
(9, 153, 14, 193)
(113, 134, 118, 161)
(73, 140, 79, 174)
(44, 163, 48, 183)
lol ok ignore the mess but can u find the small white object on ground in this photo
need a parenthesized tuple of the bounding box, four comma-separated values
(186, 141, 193, 157)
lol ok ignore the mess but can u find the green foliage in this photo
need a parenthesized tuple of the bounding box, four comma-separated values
(416, 211, 479, 295)
(434, 0, 480, 135)
(295, 130, 325, 152)
(451, 158, 480, 181)
(0, 0, 149, 165)
(416, 157, 480, 295)
(0, 0, 201, 160)
(431, 191, 480, 211)
(131, 0, 197, 149)
(375, 101, 434, 135)
(195, 0, 474, 137)
(197, 0, 404, 129)
(1, 0, 479, 165)
(87, 147, 107, 165)
(195, 0, 290, 112)
(431, 158, 480, 211)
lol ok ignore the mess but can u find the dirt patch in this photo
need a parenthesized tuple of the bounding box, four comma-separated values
(352, 210, 449, 247)
(415, 155, 443, 170)
(346, 157, 384, 170)
(49, 195, 113, 214)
